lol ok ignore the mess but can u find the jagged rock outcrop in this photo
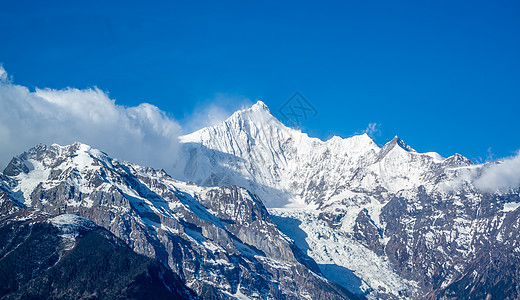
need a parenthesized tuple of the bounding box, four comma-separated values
(0, 209, 195, 300)
(3, 101, 519, 299)
(1, 143, 353, 300)
(178, 101, 520, 299)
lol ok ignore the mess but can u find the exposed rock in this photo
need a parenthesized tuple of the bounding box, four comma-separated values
(2, 143, 354, 300)
(0, 209, 196, 300)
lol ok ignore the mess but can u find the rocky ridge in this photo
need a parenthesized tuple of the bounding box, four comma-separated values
(178, 101, 520, 299)
(0, 203, 196, 299)
(0, 142, 353, 300)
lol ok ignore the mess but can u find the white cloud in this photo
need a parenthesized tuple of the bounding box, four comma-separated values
(0, 70, 184, 177)
(181, 93, 253, 133)
(0, 65, 7, 82)
(363, 122, 381, 137)
(474, 152, 520, 193)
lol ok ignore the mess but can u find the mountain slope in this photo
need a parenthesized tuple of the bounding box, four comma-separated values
(3, 101, 519, 299)
(0, 209, 195, 300)
(178, 101, 520, 299)
(1, 142, 354, 300)
(179, 101, 472, 209)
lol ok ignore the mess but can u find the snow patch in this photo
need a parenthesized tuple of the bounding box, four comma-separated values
(50, 214, 97, 250)
(14, 159, 50, 205)
(503, 202, 520, 212)
(270, 208, 415, 299)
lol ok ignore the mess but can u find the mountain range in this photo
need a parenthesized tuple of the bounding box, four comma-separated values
(1, 101, 519, 299)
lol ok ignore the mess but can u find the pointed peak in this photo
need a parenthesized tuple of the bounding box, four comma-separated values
(389, 135, 403, 145)
(234, 100, 272, 116)
(237, 100, 275, 119)
(377, 135, 416, 160)
(229, 100, 278, 123)
(251, 100, 270, 112)
(444, 153, 474, 167)
(181, 100, 286, 143)
(347, 133, 377, 145)
(389, 136, 416, 152)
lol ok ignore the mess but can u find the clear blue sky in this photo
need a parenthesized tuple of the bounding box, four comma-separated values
(1, 0, 519, 161)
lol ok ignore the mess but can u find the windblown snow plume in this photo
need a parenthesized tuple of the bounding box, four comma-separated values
(0, 66, 183, 175)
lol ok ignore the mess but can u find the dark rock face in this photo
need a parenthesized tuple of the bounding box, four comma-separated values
(7, 141, 520, 299)
(173, 102, 520, 298)
(427, 206, 520, 300)
(0, 192, 22, 216)
(353, 209, 384, 256)
(0, 177, 23, 216)
(2, 143, 353, 300)
(373, 188, 520, 298)
(270, 184, 520, 299)
(0, 209, 195, 300)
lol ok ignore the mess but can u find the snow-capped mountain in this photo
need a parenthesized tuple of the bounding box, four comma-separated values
(179, 101, 473, 209)
(0, 143, 353, 299)
(1, 101, 519, 299)
(179, 101, 520, 299)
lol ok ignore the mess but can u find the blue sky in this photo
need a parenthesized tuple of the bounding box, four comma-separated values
(1, 0, 519, 161)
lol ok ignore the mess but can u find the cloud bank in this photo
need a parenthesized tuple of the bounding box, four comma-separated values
(473, 152, 520, 193)
(439, 151, 520, 194)
(0, 66, 184, 176)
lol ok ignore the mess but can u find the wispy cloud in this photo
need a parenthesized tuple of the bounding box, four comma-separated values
(180, 93, 253, 133)
(363, 122, 381, 137)
(486, 147, 495, 162)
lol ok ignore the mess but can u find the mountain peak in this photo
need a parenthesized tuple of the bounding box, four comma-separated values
(251, 100, 270, 112)
(180, 100, 284, 145)
(389, 136, 416, 152)
(222, 100, 281, 129)
(3, 142, 111, 179)
(443, 153, 474, 167)
(376, 136, 416, 161)
(236, 100, 274, 120)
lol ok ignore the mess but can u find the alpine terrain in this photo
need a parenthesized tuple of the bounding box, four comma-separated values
(0, 142, 352, 299)
(0, 101, 519, 299)
(179, 101, 520, 299)
(0, 207, 196, 299)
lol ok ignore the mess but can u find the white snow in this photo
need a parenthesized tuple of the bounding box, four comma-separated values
(50, 214, 97, 250)
(179, 101, 475, 208)
(10, 143, 115, 207)
(229, 283, 252, 300)
(503, 202, 520, 212)
(14, 159, 50, 205)
(421, 151, 444, 163)
(270, 208, 416, 299)
(6, 101, 516, 300)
